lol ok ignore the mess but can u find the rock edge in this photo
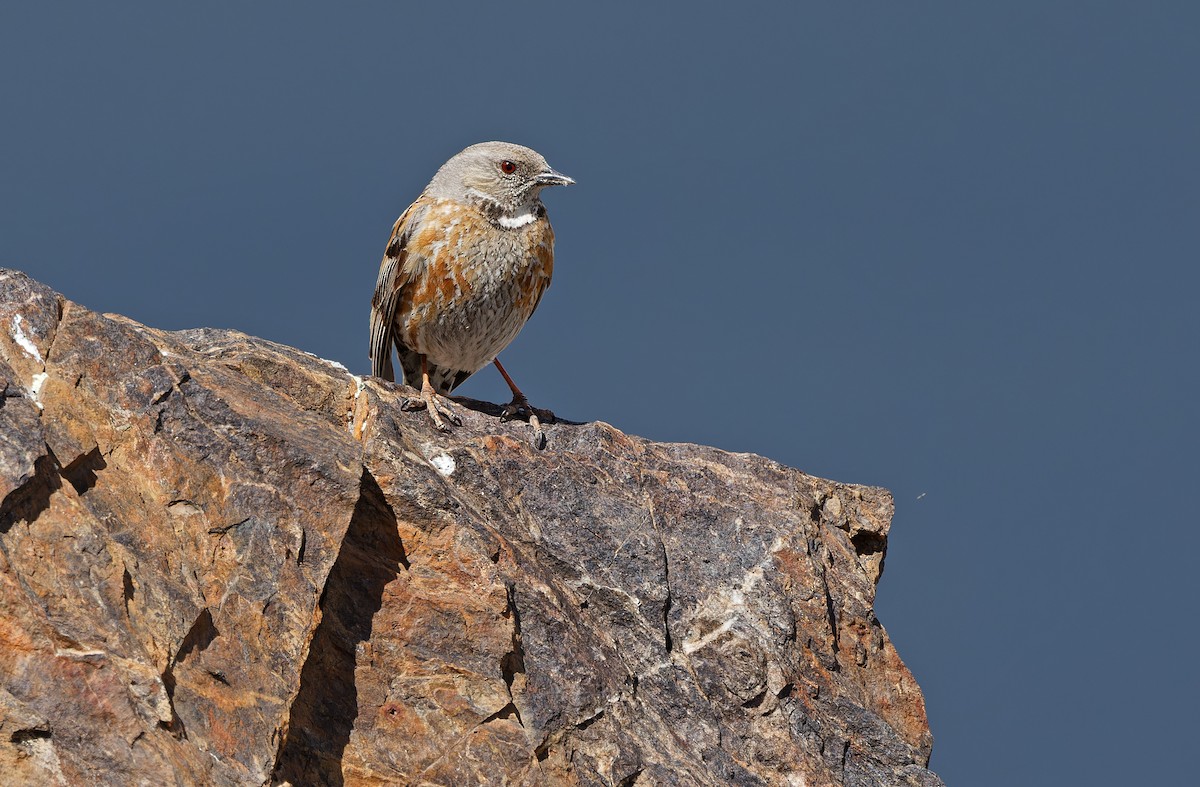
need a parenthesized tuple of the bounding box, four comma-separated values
(0, 269, 941, 786)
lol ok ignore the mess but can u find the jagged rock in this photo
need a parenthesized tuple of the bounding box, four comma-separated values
(0, 269, 941, 786)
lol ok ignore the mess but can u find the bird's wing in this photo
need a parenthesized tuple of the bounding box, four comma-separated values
(369, 198, 430, 381)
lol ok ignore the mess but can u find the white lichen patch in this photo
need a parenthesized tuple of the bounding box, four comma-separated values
(300, 350, 350, 373)
(429, 452, 456, 477)
(418, 440, 458, 477)
(10, 314, 44, 362)
(347, 374, 370, 436)
(29, 372, 48, 409)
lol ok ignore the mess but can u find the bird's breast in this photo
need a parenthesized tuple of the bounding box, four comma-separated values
(398, 199, 554, 372)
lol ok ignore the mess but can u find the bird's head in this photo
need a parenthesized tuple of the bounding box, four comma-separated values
(426, 141, 573, 213)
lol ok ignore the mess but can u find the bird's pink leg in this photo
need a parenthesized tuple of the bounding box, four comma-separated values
(493, 357, 554, 448)
(402, 355, 462, 431)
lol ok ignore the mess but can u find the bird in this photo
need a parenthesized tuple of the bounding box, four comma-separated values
(369, 141, 574, 448)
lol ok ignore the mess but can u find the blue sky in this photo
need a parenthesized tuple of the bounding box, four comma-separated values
(3, 3, 1198, 783)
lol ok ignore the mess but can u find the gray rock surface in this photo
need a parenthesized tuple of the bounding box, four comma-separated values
(0, 269, 941, 785)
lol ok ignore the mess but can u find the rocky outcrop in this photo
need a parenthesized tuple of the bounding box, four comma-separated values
(0, 269, 941, 786)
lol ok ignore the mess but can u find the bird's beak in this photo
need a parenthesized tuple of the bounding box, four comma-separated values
(535, 168, 575, 187)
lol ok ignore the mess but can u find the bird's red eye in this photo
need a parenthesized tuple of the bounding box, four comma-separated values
(500, 160, 517, 174)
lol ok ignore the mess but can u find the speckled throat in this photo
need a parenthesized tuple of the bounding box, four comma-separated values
(469, 193, 548, 230)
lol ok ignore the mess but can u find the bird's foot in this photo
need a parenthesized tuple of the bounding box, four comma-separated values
(402, 389, 462, 432)
(500, 396, 555, 449)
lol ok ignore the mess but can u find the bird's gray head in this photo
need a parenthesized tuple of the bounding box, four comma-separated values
(424, 141, 574, 213)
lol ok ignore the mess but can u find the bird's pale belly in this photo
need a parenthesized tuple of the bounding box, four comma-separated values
(408, 252, 546, 375)
(417, 277, 540, 374)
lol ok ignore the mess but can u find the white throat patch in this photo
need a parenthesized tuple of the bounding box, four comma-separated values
(498, 211, 537, 229)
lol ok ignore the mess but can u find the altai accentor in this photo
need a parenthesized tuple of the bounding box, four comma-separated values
(369, 141, 573, 447)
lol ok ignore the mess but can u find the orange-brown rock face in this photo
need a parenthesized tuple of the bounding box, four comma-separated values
(0, 269, 941, 786)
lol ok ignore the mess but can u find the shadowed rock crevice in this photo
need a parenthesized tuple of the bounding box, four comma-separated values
(575, 708, 604, 730)
(10, 727, 52, 744)
(823, 576, 842, 662)
(496, 584, 527, 730)
(159, 608, 219, 740)
(851, 529, 887, 558)
(660, 537, 674, 654)
(0, 452, 60, 534)
(500, 584, 526, 692)
(60, 447, 106, 496)
(122, 567, 135, 611)
(175, 608, 218, 663)
(481, 702, 522, 726)
(273, 467, 404, 787)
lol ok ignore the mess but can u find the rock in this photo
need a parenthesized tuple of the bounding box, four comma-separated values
(0, 269, 941, 786)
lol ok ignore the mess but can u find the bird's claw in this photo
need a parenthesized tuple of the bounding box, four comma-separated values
(528, 421, 547, 450)
(431, 397, 463, 429)
(500, 400, 555, 425)
(500, 397, 553, 450)
(404, 392, 462, 431)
